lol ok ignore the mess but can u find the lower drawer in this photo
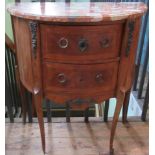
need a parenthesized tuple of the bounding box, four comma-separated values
(43, 61, 118, 96)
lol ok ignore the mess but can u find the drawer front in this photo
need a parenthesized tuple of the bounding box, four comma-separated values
(43, 62, 118, 95)
(41, 24, 123, 63)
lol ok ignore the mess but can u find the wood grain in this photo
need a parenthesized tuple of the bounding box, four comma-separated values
(5, 119, 149, 155)
(43, 62, 118, 95)
(12, 17, 33, 92)
(41, 24, 123, 63)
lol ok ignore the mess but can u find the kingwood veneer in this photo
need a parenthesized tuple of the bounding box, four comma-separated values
(7, 2, 147, 154)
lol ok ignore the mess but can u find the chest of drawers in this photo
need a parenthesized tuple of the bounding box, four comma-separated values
(7, 2, 147, 154)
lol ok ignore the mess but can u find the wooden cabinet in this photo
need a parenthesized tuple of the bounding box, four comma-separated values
(7, 2, 147, 155)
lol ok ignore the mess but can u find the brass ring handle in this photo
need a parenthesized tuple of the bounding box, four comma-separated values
(78, 38, 88, 52)
(96, 73, 104, 82)
(58, 37, 69, 49)
(57, 73, 67, 84)
(100, 37, 110, 48)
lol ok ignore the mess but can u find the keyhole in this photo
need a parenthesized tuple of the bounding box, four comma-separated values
(80, 42, 85, 48)
(78, 38, 88, 52)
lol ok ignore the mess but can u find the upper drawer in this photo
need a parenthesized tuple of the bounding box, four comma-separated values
(40, 24, 123, 63)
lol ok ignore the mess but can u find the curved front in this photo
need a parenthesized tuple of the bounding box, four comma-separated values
(12, 17, 34, 92)
(43, 61, 118, 108)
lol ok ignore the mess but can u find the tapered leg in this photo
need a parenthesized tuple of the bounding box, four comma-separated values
(46, 99, 52, 123)
(122, 90, 131, 123)
(26, 91, 33, 123)
(110, 91, 125, 155)
(19, 82, 27, 124)
(66, 102, 70, 123)
(104, 100, 110, 122)
(84, 107, 89, 123)
(31, 95, 36, 117)
(33, 92, 45, 153)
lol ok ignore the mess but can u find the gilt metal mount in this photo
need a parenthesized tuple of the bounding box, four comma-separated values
(29, 21, 38, 59)
(126, 20, 135, 57)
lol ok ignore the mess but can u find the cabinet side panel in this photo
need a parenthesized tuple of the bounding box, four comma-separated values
(12, 17, 33, 92)
(117, 17, 142, 93)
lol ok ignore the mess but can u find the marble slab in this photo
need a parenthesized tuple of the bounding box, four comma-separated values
(7, 2, 147, 22)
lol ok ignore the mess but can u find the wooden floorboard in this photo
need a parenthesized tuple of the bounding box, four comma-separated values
(5, 118, 148, 155)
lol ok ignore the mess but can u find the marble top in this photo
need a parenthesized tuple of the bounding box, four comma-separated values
(7, 2, 147, 22)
